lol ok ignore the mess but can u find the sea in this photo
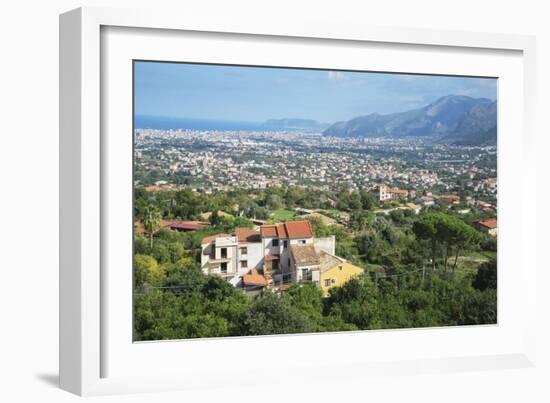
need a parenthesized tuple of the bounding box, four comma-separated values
(134, 115, 263, 131)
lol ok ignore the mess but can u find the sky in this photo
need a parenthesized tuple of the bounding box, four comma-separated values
(134, 61, 497, 124)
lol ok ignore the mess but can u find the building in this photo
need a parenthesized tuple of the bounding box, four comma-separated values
(416, 196, 435, 207)
(438, 194, 461, 205)
(168, 220, 208, 232)
(290, 243, 320, 284)
(134, 219, 208, 234)
(318, 252, 364, 297)
(403, 203, 422, 215)
(200, 220, 339, 292)
(379, 185, 408, 202)
(476, 218, 497, 237)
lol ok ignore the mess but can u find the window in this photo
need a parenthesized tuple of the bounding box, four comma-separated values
(221, 262, 227, 273)
(302, 269, 312, 281)
(240, 247, 247, 255)
(240, 260, 247, 268)
(324, 279, 331, 287)
(272, 239, 279, 247)
(221, 247, 227, 258)
(272, 260, 279, 271)
(298, 239, 306, 245)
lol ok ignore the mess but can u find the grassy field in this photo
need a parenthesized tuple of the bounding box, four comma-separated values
(270, 209, 297, 221)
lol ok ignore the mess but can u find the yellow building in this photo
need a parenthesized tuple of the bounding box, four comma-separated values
(318, 252, 364, 297)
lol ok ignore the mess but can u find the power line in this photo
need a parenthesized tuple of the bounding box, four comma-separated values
(372, 267, 427, 279)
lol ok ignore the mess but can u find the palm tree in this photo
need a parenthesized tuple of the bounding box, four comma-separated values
(142, 206, 162, 248)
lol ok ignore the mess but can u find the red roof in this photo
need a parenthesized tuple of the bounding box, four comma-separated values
(134, 219, 177, 234)
(169, 221, 208, 231)
(260, 220, 313, 239)
(235, 227, 261, 243)
(284, 221, 313, 239)
(201, 233, 231, 244)
(276, 223, 289, 238)
(242, 269, 268, 286)
(439, 195, 460, 202)
(478, 218, 497, 229)
(260, 225, 278, 238)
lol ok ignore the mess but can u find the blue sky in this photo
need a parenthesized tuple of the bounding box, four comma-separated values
(134, 61, 497, 124)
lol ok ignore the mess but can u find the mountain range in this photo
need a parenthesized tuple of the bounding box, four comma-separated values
(262, 118, 330, 132)
(323, 95, 497, 145)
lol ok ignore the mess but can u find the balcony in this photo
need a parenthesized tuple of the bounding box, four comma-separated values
(215, 236, 237, 247)
(208, 257, 231, 264)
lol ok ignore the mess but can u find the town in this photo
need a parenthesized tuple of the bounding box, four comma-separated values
(135, 129, 497, 308)
(134, 128, 497, 211)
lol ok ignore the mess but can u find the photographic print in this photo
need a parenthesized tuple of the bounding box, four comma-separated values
(133, 61, 497, 341)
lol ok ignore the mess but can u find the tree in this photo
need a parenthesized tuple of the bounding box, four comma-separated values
(348, 191, 362, 211)
(350, 210, 373, 232)
(412, 214, 439, 271)
(450, 224, 481, 272)
(241, 292, 310, 335)
(287, 283, 324, 330)
(134, 290, 230, 340)
(209, 210, 221, 226)
(266, 194, 284, 210)
(142, 205, 162, 248)
(413, 213, 481, 272)
(473, 259, 497, 291)
(360, 190, 377, 210)
(134, 254, 164, 288)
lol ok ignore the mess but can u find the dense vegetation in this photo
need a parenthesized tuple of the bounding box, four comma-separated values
(133, 187, 497, 341)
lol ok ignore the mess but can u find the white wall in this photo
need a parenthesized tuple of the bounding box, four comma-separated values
(314, 236, 336, 256)
(1, 1, 549, 402)
(238, 242, 263, 273)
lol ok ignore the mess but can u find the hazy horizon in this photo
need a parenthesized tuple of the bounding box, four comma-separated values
(134, 61, 497, 124)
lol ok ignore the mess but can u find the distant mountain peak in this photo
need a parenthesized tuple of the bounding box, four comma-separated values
(323, 95, 497, 145)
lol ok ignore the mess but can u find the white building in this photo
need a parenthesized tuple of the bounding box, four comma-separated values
(200, 221, 335, 289)
(379, 184, 409, 202)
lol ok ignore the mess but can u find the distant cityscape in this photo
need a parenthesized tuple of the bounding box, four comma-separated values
(134, 128, 497, 210)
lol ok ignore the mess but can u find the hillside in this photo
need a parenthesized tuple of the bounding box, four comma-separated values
(323, 95, 497, 145)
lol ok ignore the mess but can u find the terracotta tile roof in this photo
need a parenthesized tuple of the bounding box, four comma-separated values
(284, 220, 313, 239)
(260, 225, 278, 238)
(169, 221, 208, 231)
(478, 218, 497, 229)
(260, 220, 313, 239)
(276, 223, 289, 238)
(318, 250, 345, 273)
(235, 227, 261, 243)
(388, 188, 408, 195)
(439, 194, 460, 202)
(201, 233, 231, 244)
(134, 219, 175, 234)
(290, 244, 320, 266)
(242, 269, 268, 286)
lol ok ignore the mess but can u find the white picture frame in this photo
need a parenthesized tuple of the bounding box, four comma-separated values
(59, 6, 537, 396)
